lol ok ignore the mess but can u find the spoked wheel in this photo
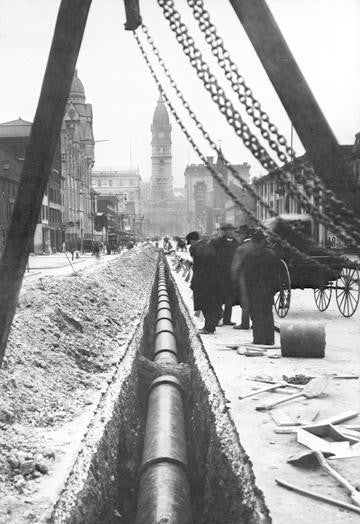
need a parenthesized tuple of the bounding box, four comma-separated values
(314, 286, 332, 311)
(274, 259, 291, 318)
(336, 268, 360, 317)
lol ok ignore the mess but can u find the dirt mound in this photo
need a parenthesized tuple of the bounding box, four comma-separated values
(0, 246, 157, 520)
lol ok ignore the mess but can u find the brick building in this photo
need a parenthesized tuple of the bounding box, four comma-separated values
(0, 118, 62, 253)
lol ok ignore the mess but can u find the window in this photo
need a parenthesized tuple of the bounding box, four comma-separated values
(98, 179, 101, 187)
(109, 179, 113, 187)
(2, 161, 9, 170)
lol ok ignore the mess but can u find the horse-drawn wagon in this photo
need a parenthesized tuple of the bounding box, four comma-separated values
(266, 215, 360, 318)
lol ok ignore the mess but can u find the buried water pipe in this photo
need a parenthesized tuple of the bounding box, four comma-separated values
(135, 254, 193, 523)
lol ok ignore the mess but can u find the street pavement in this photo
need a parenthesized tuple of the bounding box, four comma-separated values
(23, 252, 124, 279)
(169, 253, 360, 524)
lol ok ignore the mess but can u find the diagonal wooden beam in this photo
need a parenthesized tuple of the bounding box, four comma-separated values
(0, 0, 92, 367)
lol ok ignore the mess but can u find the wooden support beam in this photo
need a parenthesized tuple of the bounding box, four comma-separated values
(0, 0, 92, 367)
(228, 0, 356, 212)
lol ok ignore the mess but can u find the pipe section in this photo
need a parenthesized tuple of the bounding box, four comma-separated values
(135, 254, 192, 523)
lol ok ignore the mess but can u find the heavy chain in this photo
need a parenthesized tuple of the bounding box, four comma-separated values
(139, 25, 359, 266)
(187, 0, 293, 164)
(134, 30, 359, 273)
(187, 0, 360, 233)
(157, 0, 360, 249)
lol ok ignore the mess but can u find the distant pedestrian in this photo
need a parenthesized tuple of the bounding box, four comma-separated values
(231, 224, 254, 330)
(93, 242, 100, 258)
(243, 229, 280, 345)
(186, 231, 219, 334)
(69, 244, 75, 261)
(176, 238, 186, 252)
(211, 223, 239, 326)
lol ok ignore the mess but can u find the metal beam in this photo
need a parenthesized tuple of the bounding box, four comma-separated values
(0, 0, 92, 367)
(228, 0, 355, 211)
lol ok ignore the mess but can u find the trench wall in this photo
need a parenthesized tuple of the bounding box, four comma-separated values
(166, 264, 271, 524)
(50, 256, 160, 524)
(50, 255, 270, 524)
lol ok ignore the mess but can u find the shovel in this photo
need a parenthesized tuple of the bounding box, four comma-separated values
(239, 381, 304, 400)
(256, 375, 331, 411)
(288, 449, 360, 507)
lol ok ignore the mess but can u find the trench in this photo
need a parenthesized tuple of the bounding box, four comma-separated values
(50, 255, 271, 524)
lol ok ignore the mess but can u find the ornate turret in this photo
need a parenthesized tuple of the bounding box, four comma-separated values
(150, 94, 173, 201)
(68, 70, 85, 103)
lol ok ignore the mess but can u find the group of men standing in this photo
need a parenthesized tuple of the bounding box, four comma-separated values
(185, 223, 280, 345)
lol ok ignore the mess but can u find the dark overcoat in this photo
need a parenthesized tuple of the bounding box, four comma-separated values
(190, 240, 218, 310)
(243, 246, 280, 345)
(244, 247, 279, 296)
(211, 236, 239, 301)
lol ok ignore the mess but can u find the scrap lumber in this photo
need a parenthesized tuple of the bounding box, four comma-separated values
(275, 478, 360, 514)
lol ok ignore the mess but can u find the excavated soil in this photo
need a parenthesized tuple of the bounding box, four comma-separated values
(0, 246, 157, 523)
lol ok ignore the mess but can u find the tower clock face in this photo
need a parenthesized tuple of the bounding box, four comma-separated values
(158, 132, 164, 138)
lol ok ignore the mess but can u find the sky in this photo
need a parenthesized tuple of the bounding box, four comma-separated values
(0, 0, 359, 187)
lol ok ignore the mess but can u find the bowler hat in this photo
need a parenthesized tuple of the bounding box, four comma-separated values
(251, 228, 266, 241)
(186, 231, 200, 244)
(237, 224, 251, 234)
(220, 222, 236, 230)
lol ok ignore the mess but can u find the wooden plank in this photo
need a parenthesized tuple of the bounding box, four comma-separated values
(275, 478, 360, 514)
(271, 409, 297, 426)
(316, 411, 359, 426)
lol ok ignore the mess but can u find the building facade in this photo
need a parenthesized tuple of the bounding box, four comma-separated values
(92, 168, 142, 214)
(61, 70, 95, 250)
(0, 71, 95, 254)
(0, 144, 22, 253)
(0, 118, 63, 253)
(91, 168, 143, 238)
(253, 135, 360, 246)
(184, 153, 254, 234)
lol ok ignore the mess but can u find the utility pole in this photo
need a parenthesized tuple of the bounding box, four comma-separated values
(0, 0, 92, 367)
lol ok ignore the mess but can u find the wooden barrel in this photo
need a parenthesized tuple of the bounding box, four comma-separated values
(280, 322, 325, 358)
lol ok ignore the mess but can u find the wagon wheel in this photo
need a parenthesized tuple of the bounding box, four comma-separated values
(314, 286, 332, 311)
(335, 268, 360, 318)
(274, 260, 291, 318)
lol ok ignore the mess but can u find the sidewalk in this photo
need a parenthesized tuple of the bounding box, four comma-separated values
(170, 255, 360, 524)
(24, 253, 123, 279)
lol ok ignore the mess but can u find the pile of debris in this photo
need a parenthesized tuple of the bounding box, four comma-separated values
(0, 246, 157, 513)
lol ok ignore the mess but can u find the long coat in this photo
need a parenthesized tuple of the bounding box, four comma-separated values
(190, 240, 218, 310)
(243, 246, 280, 298)
(243, 246, 280, 345)
(211, 236, 239, 301)
(231, 238, 254, 308)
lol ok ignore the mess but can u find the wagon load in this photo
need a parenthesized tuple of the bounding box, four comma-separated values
(264, 214, 359, 318)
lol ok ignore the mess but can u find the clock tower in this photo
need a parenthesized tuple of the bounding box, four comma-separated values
(150, 94, 173, 201)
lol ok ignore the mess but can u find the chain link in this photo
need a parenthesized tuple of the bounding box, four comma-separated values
(157, 0, 360, 249)
(187, 0, 360, 233)
(139, 24, 359, 267)
(187, 0, 293, 164)
(134, 30, 359, 274)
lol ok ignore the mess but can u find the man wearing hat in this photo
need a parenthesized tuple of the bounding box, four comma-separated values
(242, 228, 280, 345)
(210, 222, 239, 326)
(186, 231, 219, 334)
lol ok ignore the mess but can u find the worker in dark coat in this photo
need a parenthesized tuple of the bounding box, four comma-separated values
(211, 223, 239, 325)
(243, 229, 280, 345)
(231, 224, 254, 330)
(186, 231, 219, 334)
